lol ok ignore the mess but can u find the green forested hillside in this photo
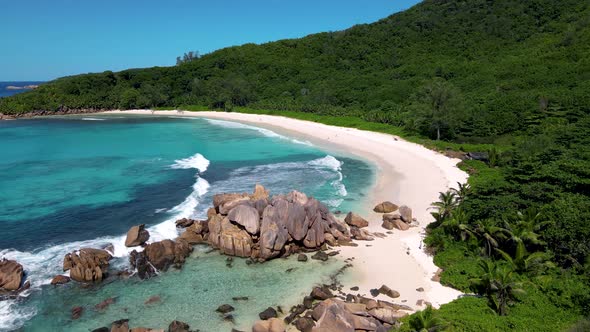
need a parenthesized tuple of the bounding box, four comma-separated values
(3, 0, 590, 330)
(2, 0, 589, 141)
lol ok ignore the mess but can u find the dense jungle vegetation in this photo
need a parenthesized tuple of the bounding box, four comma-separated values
(2, 0, 589, 330)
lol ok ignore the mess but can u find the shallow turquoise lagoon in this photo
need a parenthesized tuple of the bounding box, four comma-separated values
(0, 114, 374, 331)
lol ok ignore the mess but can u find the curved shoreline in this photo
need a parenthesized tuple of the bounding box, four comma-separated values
(103, 109, 469, 310)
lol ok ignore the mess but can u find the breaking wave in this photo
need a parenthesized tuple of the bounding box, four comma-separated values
(0, 153, 211, 331)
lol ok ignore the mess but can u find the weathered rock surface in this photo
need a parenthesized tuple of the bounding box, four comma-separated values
(259, 307, 278, 320)
(168, 320, 190, 332)
(344, 212, 369, 228)
(206, 185, 351, 261)
(129, 239, 192, 279)
(63, 248, 112, 282)
(373, 201, 398, 213)
(382, 213, 410, 231)
(125, 224, 150, 247)
(0, 259, 24, 291)
(178, 220, 208, 244)
(50, 274, 71, 285)
(216, 304, 235, 313)
(110, 319, 130, 332)
(228, 204, 260, 235)
(175, 218, 195, 228)
(398, 205, 413, 223)
(378, 285, 400, 298)
(351, 226, 374, 241)
(252, 318, 286, 332)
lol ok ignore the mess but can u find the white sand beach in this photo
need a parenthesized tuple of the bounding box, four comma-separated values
(104, 109, 469, 311)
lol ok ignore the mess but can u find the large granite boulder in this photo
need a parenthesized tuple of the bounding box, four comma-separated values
(125, 224, 150, 247)
(398, 205, 413, 223)
(208, 215, 253, 257)
(259, 201, 290, 260)
(382, 213, 409, 231)
(0, 259, 24, 291)
(344, 212, 369, 228)
(204, 185, 351, 261)
(373, 201, 398, 213)
(63, 248, 112, 282)
(228, 204, 260, 234)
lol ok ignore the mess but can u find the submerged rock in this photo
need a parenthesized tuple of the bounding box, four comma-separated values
(259, 307, 278, 320)
(50, 275, 71, 285)
(63, 248, 112, 283)
(216, 304, 235, 314)
(168, 320, 190, 332)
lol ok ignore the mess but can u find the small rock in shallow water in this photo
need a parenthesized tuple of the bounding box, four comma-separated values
(144, 295, 161, 305)
(71, 306, 83, 320)
(416, 287, 424, 292)
(232, 296, 249, 301)
(50, 275, 70, 285)
(350, 286, 359, 291)
(259, 307, 278, 320)
(216, 304, 235, 314)
(95, 297, 116, 310)
(91, 328, 108, 332)
(224, 314, 235, 323)
(168, 320, 190, 332)
(297, 254, 308, 262)
(110, 319, 129, 332)
(311, 251, 328, 261)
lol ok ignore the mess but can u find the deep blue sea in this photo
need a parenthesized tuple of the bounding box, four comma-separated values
(0, 114, 374, 331)
(0, 82, 44, 98)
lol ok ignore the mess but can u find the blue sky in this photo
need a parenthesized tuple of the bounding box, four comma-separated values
(0, 0, 420, 81)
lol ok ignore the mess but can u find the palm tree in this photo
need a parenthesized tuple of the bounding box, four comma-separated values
(408, 305, 447, 332)
(474, 219, 503, 257)
(500, 207, 547, 247)
(451, 182, 471, 202)
(472, 260, 525, 316)
(443, 209, 475, 241)
(431, 191, 458, 220)
(495, 241, 554, 275)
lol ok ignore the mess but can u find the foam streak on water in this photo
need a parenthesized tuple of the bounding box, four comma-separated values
(203, 118, 312, 145)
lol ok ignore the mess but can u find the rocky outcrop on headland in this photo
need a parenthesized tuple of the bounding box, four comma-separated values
(63, 248, 113, 282)
(197, 185, 352, 261)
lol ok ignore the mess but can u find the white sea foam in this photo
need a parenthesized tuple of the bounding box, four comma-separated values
(208, 155, 347, 209)
(0, 153, 212, 330)
(204, 118, 313, 146)
(171, 153, 210, 172)
(81, 117, 106, 121)
(309, 155, 348, 196)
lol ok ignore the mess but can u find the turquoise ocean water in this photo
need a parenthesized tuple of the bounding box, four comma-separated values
(0, 114, 374, 331)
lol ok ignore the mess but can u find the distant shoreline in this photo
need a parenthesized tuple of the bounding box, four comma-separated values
(5, 84, 39, 90)
(102, 109, 469, 310)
